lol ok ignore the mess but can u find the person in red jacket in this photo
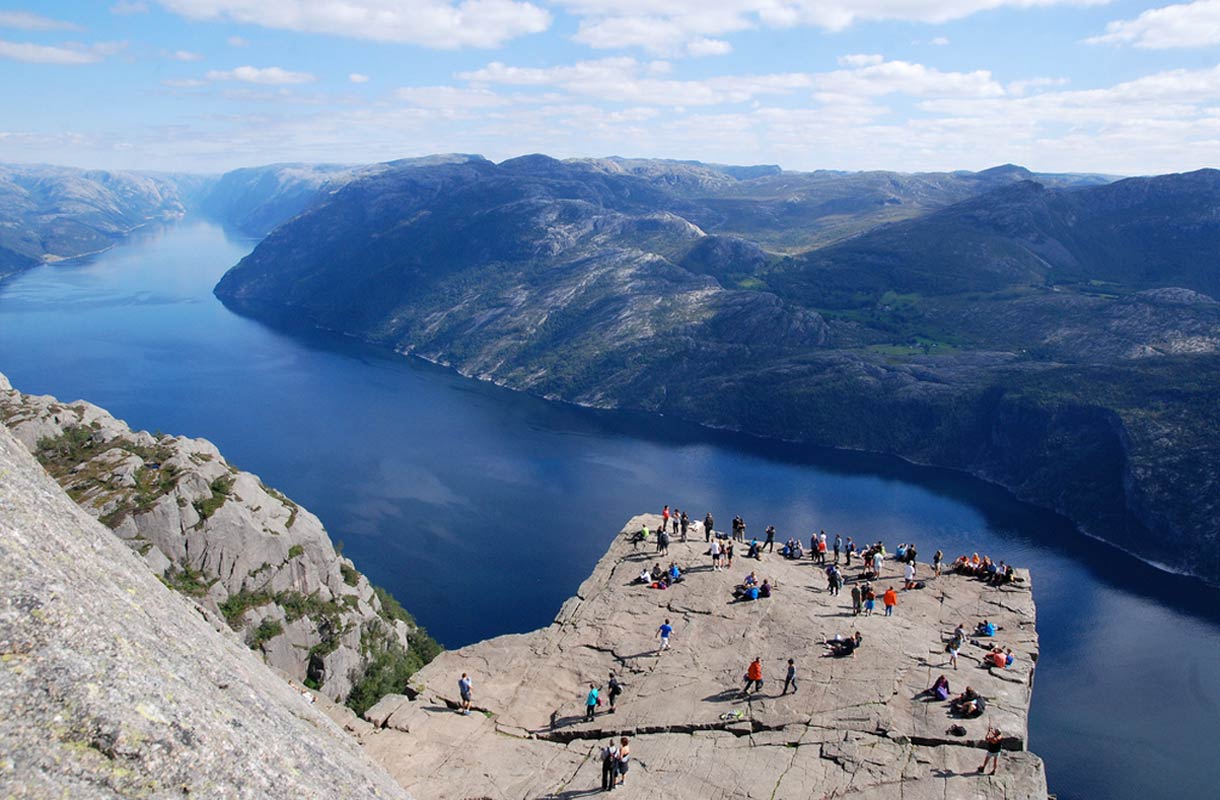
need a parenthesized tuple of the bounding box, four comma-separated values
(883, 586, 898, 617)
(743, 657, 764, 695)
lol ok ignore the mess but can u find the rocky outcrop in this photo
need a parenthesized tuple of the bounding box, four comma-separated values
(0, 416, 411, 798)
(0, 373, 434, 705)
(352, 515, 1046, 799)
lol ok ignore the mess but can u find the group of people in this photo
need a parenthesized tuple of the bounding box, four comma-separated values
(660, 505, 691, 541)
(731, 571, 773, 601)
(708, 537, 734, 570)
(637, 562, 684, 589)
(951, 553, 1018, 585)
(599, 736, 632, 790)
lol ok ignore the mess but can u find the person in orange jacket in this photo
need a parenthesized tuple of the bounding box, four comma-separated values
(883, 586, 898, 617)
(743, 657, 764, 694)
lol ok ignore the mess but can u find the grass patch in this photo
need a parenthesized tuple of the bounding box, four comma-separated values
(219, 589, 275, 628)
(250, 618, 284, 648)
(340, 562, 360, 587)
(160, 562, 214, 598)
(287, 544, 304, 559)
(193, 475, 233, 523)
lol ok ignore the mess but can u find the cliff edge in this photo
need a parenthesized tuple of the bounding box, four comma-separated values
(0, 418, 411, 798)
(354, 515, 1046, 799)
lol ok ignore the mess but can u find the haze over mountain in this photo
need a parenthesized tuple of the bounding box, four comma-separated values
(211, 154, 1220, 583)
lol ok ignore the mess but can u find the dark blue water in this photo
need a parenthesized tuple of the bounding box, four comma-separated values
(1, 220, 1216, 800)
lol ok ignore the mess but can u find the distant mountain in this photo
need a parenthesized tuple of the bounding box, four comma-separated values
(214, 157, 1220, 582)
(0, 164, 185, 281)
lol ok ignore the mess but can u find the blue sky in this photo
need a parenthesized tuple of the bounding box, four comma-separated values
(1, 0, 1218, 174)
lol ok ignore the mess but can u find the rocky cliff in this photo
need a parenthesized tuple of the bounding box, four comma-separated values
(351, 514, 1046, 800)
(0, 412, 412, 798)
(0, 373, 438, 707)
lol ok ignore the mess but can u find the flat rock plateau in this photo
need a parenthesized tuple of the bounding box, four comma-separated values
(358, 515, 1046, 799)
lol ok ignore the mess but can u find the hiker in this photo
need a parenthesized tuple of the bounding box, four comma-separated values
(850, 584, 862, 616)
(710, 538, 722, 571)
(783, 658, 798, 694)
(816, 537, 827, 565)
(976, 619, 997, 637)
(759, 578, 772, 598)
(601, 739, 619, 791)
(704, 512, 714, 542)
(979, 727, 1004, 775)
(725, 541, 734, 569)
(585, 683, 600, 721)
(607, 672, 623, 712)
(636, 567, 652, 585)
(743, 657, 764, 694)
(668, 562, 683, 583)
(824, 631, 862, 658)
(833, 533, 842, 564)
(905, 543, 917, 564)
(845, 537, 855, 566)
(764, 525, 776, 552)
(828, 565, 842, 596)
(946, 628, 964, 670)
(662, 505, 670, 531)
(747, 539, 761, 560)
(952, 687, 985, 718)
(615, 737, 631, 787)
(903, 561, 916, 590)
(863, 585, 876, 615)
(656, 618, 673, 652)
(680, 511, 689, 541)
(883, 586, 898, 616)
(657, 527, 669, 556)
(933, 549, 943, 577)
(458, 673, 473, 715)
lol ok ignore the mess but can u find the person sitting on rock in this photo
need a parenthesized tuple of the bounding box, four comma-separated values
(758, 579, 773, 598)
(824, 631, 863, 658)
(976, 619, 997, 637)
(650, 563, 665, 583)
(630, 526, 649, 549)
(636, 567, 652, 585)
(668, 562, 683, 583)
(747, 539, 761, 560)
(930, 674, 951, 701)
(951, 687, 986, 718)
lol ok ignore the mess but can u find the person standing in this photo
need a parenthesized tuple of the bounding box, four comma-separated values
(833, 533, 842, 564)
(933, 549, 943, 577)
(458, 672, 473, 715)
(725, 540, 734, 569)
(782, 658, 798, 694)
(850, 584, 862, 616)
(743, 657, 764, 695)
(846, 537, 855, 566)
(883, 586, 898, 617)
(904, 560, 916, 589)
(704, 512, 714, 543)
(710, 537, 722, 571)
(863, 585, 876, 615)
(979, 727, 1003, 775)
(585, 683, 600, 722)
(680, 511, 689, 541)
(657, 527, 669, 556)
(601, 739, 619, 791)
(656, 618, 674, 653)
(662, 505, 670, 531)
(764, 525, 776, 553)
(615, 737, 631, 787)
(607, 672, 623, 712)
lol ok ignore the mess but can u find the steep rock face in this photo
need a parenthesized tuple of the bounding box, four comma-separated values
(0, 373, 430, 704)
(0, 420, 411, 799)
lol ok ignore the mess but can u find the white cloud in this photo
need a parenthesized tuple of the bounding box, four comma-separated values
(396, 85, 510, 108)
(686, 37, 732, 56)
(227, 35, 248, 46)
(205, 65, 316, 84)
(1088, 0, 1220, 48)
(1007, 76, 1069, 95)
(930, 36, 951, 45)
(0, 11, 81, 30)
(0, 39, 125, 64)
(156, 0, 551, 48)
(110, 1, 150, 14)
(162, 77, 208, 87)
(817, 56, 1005, 97)
(167, 49, 204, 61)
(349, 72, 370, 83)
(556, 0, 1105, 53)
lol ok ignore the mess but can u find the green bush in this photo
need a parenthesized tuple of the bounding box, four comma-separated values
(250, 618, 283, 648)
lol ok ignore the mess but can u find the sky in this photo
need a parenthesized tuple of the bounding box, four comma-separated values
(0, 0, 1218, 174)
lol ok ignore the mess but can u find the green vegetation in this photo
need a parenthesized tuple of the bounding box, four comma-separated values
(261, 482, 299, 528)
(343, 585, 443, 716)
(192, 475, 233, 523)
(287, 544, 304, 559)
(160, 562, 214, 598)
(250, 618, 283, 648)
(340, 562, 360, 586)
(219, 589, 275, 627)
